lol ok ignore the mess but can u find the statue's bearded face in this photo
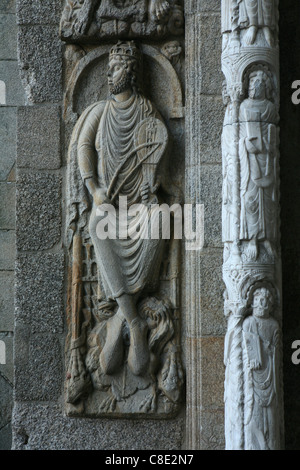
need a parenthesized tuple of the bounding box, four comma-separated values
(252, 288, 273, 318)
(249, 73, 266, 100)
(108, 57, 132, 95)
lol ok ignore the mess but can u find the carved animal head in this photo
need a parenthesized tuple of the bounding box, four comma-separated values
(138, 297, 174, 355)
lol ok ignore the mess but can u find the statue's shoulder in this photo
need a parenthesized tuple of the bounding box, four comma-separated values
(243, 315, 256, 332)
(82, 100, 106, 121)
(71, 101, 106, 143)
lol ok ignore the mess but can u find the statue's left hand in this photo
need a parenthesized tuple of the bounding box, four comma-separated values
(93, 187, 108, 206)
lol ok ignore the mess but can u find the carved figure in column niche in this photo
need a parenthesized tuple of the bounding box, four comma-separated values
(242, 286, 280, 449)
(66, 41, 183, 414)
(239, 70, 278, 260)
(241, 0, 277, 46)
(221, 0, 277, 46)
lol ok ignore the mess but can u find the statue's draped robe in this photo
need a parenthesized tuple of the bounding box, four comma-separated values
(239, 97, 278, 242)
(243, 0, 276, 29)
(221, 0, 277, 33)
(77, 93, 165, 300)
(222, 102, 237, 242)
(242, 315, 280, 449)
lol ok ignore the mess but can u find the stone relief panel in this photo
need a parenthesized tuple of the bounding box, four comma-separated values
(60, 0, 184, 41)
(64, 40, 185, 418)
(221, 0, 283, 450)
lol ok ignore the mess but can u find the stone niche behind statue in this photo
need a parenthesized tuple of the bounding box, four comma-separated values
(65, 40, 184, 418)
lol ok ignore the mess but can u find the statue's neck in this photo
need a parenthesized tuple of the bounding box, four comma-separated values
(113, 89, 133, 102)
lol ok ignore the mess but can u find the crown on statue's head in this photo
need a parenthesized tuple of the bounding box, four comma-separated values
(109, 40, 141, 62)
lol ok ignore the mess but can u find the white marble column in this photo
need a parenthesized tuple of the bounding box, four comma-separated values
(221, 0, 284, 450)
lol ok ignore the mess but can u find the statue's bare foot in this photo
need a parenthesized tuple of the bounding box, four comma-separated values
(128, 317, 149, 376)
(74, 14, 90, 35)
(245, 238, 258, 260)
(244, 26, 257, 45)
(263, 239, 274, 257)
(263, 27, 274, 47)
(150, 0, 170, 23)
(100, 311, 124, 375)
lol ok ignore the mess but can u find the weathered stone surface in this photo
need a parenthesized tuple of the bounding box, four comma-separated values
(17, 106, 61, 169)
(0, 423, 12, 451)
(0, 183, 15, 230)
(0, 107, 17, 181)
(15, 252, 64, 333)
(185, 95, 223, 167)
(0, 14, 17, 60)
(0, 0, 15, 14)
(200, 249, 226, 336)
(200, 336, 225, 410)
(16, 173, 61, 251)
(16, 0, 61, 25)
(0, 272, 14, 332)
(199, 95, 223, 164)
(198, 13, 222, 95)
(0, 374, 13, 429)
(200, 164, 222, 248)
(18, 25, 62, 103)
(200, 410, 225, 450)
(0, 61, 25, 106)
(0, 231, 15, 270)
(185, 1, 221, 14)
(14, 329, 62, 401)
(12, 402, 184, 450)
(0, 333, 13, 385)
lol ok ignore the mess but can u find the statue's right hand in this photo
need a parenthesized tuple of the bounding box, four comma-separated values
(245, 137, 259, 154)
(93, 187, 108, 207)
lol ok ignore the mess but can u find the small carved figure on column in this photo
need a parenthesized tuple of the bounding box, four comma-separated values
(239, 69, 278, 260)
(241, 0, 277, 46)
(221, 0, 277, 46)
(242, 286, 280, 450)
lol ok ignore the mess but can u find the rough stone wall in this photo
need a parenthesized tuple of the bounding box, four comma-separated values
(185, 0, 225, 450)
(0, 0, 25, 450)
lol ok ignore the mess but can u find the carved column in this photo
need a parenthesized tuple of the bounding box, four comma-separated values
(221, 0, 284, 450)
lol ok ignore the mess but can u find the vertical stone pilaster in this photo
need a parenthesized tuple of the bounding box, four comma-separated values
(185, 2, 224, 450)
(185, 10, 202, 450)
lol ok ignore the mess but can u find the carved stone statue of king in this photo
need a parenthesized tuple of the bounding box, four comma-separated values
(73, 40, 169, 379)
